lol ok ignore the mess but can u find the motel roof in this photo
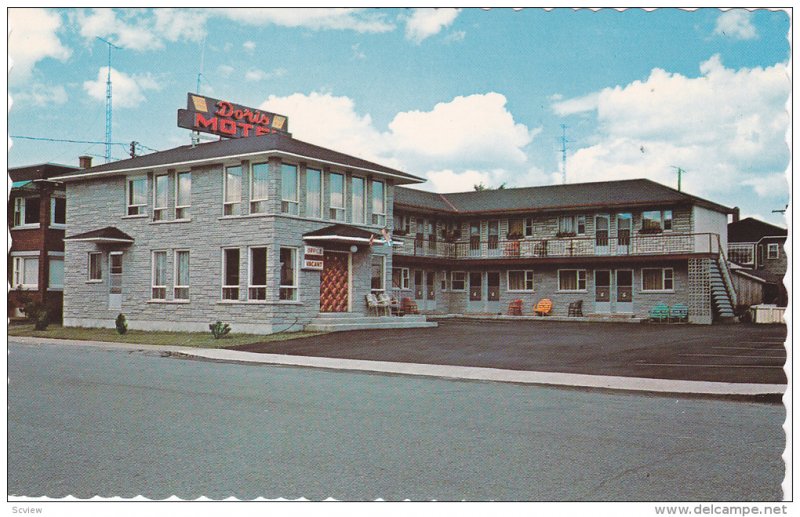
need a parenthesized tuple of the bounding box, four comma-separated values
(9, 162, 82, 183)
(394, 179, 735, 215)
(727, 217, 787, 243)
(52, 133, 425, 185)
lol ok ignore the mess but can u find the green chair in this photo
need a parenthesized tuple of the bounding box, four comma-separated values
(649, 303, 670, 323)
(670, 304, 689, 323)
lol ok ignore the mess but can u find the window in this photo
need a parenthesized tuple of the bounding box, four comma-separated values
(306, 168, 322, 219)
(558, 269, 587, 291)
(248, 247, 268, 300)
(508, 270, 534, 291)
(352, 176, 366, 224)
(451, 271, 466, 291)
(222, 248, 240, 300)
(392, 267, 410, 290)
(12, 198, 22, 226)
(12, 256, 38, 289)
(88, 252, 102, 281)
(127, 177, 147, 216)
(13, 197, 41, 226)
(372, 180, 386, 226)
(371, 256, 385, 292)
(48, 256, 64, 289)
(558, 215, 585, 235)
(174, 250, 190, 300)
(249, 162, 269, 214)
(281, 163, 299, 215)
(642, 210, 672, 232)
(50, 197, 66, 226)
(279, 247, 298, 301)
(524, 218, 534, 237)
(393, 214, 410, 235)
(642, 268, 674, 291)
(329, 173, 345, 221)
(151, 251, 167, 299)
(508, 219, 523, 239)
(767, 243, 780, 260)
(441, 270, 448, 290)
(176, 172, 191, 219)
(224, 165, 242, 216)
(153, 174, 168, 221)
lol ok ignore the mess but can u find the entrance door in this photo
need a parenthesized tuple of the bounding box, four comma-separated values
(615, 269, 633, 313)
(425, 270, 437, 311)
(594, 269, 611, 313)
(468, 271, 483, 312)
(109, 252, 123, 311)
(616, 213, 632, 255)
(320, 251, 350, 312)
(595, 215, 610, 255)
(487, 271, 501, 313)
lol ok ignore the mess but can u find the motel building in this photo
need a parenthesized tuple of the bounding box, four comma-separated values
(54, 94, 738, 333)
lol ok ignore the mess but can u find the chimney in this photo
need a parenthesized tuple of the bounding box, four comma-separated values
(79, 155, 92, 169)
(732, 207, 740, 223)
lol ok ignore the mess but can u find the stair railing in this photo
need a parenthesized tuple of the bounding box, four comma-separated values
(715, 234, 738, 308)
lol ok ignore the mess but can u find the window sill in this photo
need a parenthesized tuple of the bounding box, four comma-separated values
(215, 300, 304, 305)
(122, 214, 148, 219)
(640, 290, 676, 294)
(147, 299, 191, 304)
(149, 219, 193, 225)
(12, 286, 38, 291)
(86, 279, 103, 284)
(49, 224, 66, 230)
(12, 224, 40, 230)
(556, 290, 588, 293)
(507, 290, 535, 293)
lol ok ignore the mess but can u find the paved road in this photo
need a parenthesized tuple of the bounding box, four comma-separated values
(8, 341, 785, 501)
(233, 320, 788, 384)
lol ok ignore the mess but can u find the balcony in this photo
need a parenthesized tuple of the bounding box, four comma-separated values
(394, 232, 723, 260)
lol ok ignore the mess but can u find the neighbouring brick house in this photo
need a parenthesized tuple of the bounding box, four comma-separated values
(8, 161, 85, 320)
(391, 180, 737, 324)
(727, 217, 787, 307)
(54, 132, 739, 331)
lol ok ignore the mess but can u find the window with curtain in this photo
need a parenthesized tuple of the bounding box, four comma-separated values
(176, 172, 191, 219)
(281, 163, 298, 215)
(222, 248, 240, 300)
(248, 247, 267, 300)
(153, 174, 168, 221)
(174, 251, 190, 300)
(48, 257, 64, 289)
(127, 177, 147, 215)
(279, 247, 298, 301)
(371, 180, 385, 226)
(224, 166, 242, 216)
(151, 251, 167, 299)
(352, 177, 365, 224)
(558, 269, 586, 291)
(642, 268, 673, 291)
(329, 173, 345, 221)
(250, 163, 269, 214)
(371, 256, 385, 292)
(306, 168, 322, 218)
(508, 270, 534, 291)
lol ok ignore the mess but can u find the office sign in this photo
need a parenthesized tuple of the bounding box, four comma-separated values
(177, 93, 290, 139)
(304, 245, 324, 257)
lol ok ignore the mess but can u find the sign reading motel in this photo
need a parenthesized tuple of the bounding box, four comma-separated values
(177, 93, 290, 139)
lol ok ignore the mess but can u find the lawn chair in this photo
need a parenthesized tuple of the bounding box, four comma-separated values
(649, 303, 670, 323)
(507, 299, 523, 316)
(669, 304, 689, 323)
(568, 299, 583, 317)
(534, 298, 553, 316)
(401, 297, 419, 315)
(365, 293, 388, 316)
(387, 295, 403, 316)
(376, 292, 393, 316)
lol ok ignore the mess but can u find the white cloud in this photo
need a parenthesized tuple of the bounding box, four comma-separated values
(243, 40, 256, 52)
(405, 8, 461, 43)
(217, 8, 394, 33)
(74, 8, 206, 51)
(714, 9, 757, 40)
(8, 8, 71, 84)
(444, 30, 466, 44)
(425, 169, 491, 193)
(552, 55, 789, 200)
(83, 67, 161, 108)
(244, 68, 287, 82)
(552, 92, 599, 116)
(351, 43, 366, 60)
(153, 8, 208, 43)
(11, 83, 68, 107)
(217, 64, 235, 78)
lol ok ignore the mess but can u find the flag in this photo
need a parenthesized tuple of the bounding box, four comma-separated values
(369, 233, 375, 246)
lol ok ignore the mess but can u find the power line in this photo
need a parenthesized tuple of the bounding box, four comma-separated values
(10, 135, 160, 154)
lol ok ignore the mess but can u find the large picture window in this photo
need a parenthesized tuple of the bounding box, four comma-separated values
(306, 168, 322, 219)
(329, 172, 345, 221)
(558, 269, 587, 291)
(174, 250, 190, 300)
(153, 174, 168, 221)
(351, 176, 366, 224)
(151, 251, 167, 300)
(279, 247, 298, 301)
(127, 177, 147, 216)
(222, 248, 240, 300)
(371, 180, 386, 226)
(642, 268, 674, 291)
(176, 171, 191, 219)
(248, 247, 268, 300)
(642, 210, 673, 232)
(281, 163, 299, 215)
(224, 166, 242, 216)
(558, 215, 586, 235)
(508, 270, 534, 291)
(250, 162, 269, 214)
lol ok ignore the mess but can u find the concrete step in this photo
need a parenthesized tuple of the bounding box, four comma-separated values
(305, 321, 438, 332)
(309, 315, 428, 324)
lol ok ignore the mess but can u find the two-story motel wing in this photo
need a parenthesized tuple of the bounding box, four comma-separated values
(55, 133, 737, 332)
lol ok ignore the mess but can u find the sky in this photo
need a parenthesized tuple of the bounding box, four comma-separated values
(7, 7, 791, 225)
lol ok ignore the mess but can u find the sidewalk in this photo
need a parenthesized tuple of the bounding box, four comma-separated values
(9, 336, 786, 398)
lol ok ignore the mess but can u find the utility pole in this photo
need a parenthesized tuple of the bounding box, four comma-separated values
(97, 37, 121, 163)
(772, 205, 788, 215)
(129, 141, 138, 158)
(559, 124, 569, 184)
(670, 166, 687, 192)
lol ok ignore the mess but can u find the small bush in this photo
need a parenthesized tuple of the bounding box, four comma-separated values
(34, 310, 49, 331)
(209, 321, 231, 339)
(115, 314, 128, 335)
(22, 299, 49, 330)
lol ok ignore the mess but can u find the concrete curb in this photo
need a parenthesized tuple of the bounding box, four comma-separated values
(9, 336, 786, 397)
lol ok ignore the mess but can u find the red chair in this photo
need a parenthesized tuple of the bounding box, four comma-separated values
(402, 297, 419, 315)
(507, 299, 523, 316)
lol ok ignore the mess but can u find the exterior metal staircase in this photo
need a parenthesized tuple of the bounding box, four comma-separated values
(710, 243, 737, 321)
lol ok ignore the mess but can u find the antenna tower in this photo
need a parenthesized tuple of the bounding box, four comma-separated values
(97, 37, 121, 163)
(559, 124, 569, 184)
(192, 37, 207, 147)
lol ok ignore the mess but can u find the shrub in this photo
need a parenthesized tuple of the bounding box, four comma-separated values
(115, 313, 128, 335)
(22, 299, 49, 330)
(209, 321, 231, 339)
(34, 310, 49, 331)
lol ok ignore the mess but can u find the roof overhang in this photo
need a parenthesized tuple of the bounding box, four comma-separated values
(64, 226, 135, 244)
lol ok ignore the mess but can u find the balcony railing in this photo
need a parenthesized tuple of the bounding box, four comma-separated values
(394, 232, 722, 260)
(727, 243, 755, 265)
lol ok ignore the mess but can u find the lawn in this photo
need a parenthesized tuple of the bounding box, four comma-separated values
(7, 323, 325, 349)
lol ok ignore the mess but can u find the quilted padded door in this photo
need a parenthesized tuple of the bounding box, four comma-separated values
(320, 252, 349, 312)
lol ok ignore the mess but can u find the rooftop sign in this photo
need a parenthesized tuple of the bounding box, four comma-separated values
(177, 93, 290, 139)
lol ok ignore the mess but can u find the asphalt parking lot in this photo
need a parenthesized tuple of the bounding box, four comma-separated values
(232, 319, 788, 384)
